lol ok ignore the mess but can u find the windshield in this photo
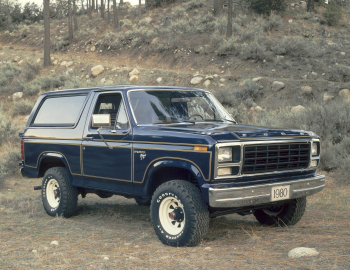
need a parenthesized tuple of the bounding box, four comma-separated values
(128, 90, 235, 125)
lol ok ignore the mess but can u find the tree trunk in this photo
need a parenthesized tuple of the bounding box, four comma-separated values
(88, 0, 92, 19)
(307, 0, 314, 12)
(73, 0, 78, 31)
(213, 0, 222, 16)
(44, 0, 50, 67)
(101, 0, 105, 18)
(120, 0, 123, 5)
(113, 0, 118, 28)
(107, 0, 110, 23)
(68, 0, 73, 40)
(92, 0, 95, 12)
(138, 0, 141, 19)
(226, 0, 233, 38)
(81, 0, 85, 13)
(95, 0, 98, 12)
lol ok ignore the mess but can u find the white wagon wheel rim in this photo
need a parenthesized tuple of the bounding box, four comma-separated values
(46, 179, 60, 208)
(159, 197, 185, 235)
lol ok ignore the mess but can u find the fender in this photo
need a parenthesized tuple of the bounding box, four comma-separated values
(37, 152, 73, 178)
(142, 158, 209, 202)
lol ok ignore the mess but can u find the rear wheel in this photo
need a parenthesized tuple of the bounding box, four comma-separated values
(42, 167, 78, 217)
(150, 180, 209, 247)
(253, 197, 307, 226)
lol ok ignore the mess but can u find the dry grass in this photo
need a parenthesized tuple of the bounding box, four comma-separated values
(0, 172, 349, 269)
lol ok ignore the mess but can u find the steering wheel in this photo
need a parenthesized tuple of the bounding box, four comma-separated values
(188, 114, 204, 120)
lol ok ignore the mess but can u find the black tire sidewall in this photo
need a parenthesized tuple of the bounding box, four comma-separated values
(42, 171, 65, 217)
(151, 187, 192, 245)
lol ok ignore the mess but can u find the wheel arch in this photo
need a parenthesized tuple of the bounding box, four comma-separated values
(38, 153, 70, 178)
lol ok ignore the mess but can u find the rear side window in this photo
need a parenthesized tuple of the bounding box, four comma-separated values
(33, 95, 87, 126)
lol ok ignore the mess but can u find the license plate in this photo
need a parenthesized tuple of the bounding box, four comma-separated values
(271, 185, 290, 201)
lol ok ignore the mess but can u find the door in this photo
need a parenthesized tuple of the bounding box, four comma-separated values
(82, 91, 133, 194)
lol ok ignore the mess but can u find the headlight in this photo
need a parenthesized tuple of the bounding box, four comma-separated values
(218, 147, 232, 163)
(311, 142, 319, 156)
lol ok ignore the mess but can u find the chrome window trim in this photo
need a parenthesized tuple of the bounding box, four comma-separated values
(214, 139, 319, 179)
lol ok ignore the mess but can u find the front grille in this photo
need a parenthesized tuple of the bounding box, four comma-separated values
(242, 143, 310, 174)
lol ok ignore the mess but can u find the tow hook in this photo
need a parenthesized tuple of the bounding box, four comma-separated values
(34, 186, 42, 190)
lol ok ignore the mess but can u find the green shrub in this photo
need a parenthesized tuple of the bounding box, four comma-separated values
(248, 0, 286, 14)
(0, 73, 8, 87)
(171, 6, 186, 19)
(1, 63, 21, 81)
(323, 1, 342, 26)
(186, 0, 205, 11)
(23, 84, 41, 96)
(210, 30, 224, 49)
(0, 149, 21, 186)
(266, 13, 283, 31)
(10, 99, 34, 117)
(0, 114, 20, 146)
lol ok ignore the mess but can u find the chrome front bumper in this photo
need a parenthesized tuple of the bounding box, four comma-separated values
(208, 174, 325, 208)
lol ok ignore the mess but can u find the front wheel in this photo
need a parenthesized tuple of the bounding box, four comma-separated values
(253, 197, 307, 226)
(150, 180, 209, 247)
(42, 167, 78, 217)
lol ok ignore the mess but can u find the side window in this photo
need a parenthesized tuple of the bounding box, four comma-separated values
(92, 93, 129, 130)
(33, 95, 86, 126)
(115, 101, 130, 130)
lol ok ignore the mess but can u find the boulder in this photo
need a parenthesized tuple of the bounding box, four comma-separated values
(339, 89, 350, 102)
(18, 60, 24, 66)
(340, 52, 345, 56)
(156, 77, 162, 83)
(91, 65, 105, 76)
(129, 75, 138, 83)
(311, 72, 317, 77)
(255, 106, 263, 111)
(66, 61, 73, 67)
(13, 56, 20, 62)
(190, 76, 203, 85)
(101, 78, 106, 84)
(301, 86, 313, 93)
(213, 74, 219, 78)
(129, 68, 140, 77)
(272, 81, 285, 92)
(205, 75, 213, 80)
(60, 61, 67, 66)
(288, 247, 319, 258)
(50, 241, 59, 246)
(220, 78, 226, 83)
(36, 58, 41, 63)
(91, 46, 96, 52)
(12, 92, 23, 101)
(53, 59, 59, 65)
(203, 80, 211, 88)
(323, 93, 334, 102)
(300, 1, 307, 9)
(291, 105, 306, 113)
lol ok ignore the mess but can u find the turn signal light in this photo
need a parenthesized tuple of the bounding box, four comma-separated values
(194, 146, 208, 151)
(21, 139, 24, 160)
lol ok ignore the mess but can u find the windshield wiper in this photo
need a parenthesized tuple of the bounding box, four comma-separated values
(202, 119, 237, 124)
(153, 121, 181, 125)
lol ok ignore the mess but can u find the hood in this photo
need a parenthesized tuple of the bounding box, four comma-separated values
(148, 122, 311, 142)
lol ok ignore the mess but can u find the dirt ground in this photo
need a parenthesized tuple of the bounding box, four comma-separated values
(0, 173, 349, 269)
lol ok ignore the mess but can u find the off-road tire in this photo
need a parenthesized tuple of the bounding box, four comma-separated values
(42, 167, 78, 217)
(150, 180, 209, 247)
(253, 197, 307, 227)
(135, 196, 152, 206)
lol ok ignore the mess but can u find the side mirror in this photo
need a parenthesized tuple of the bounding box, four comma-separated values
(92, 114, 111, 128)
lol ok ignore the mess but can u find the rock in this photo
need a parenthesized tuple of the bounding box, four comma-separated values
(288, 247, 319, 258)
(339, 89, 350, 102)
(13, 56, 20, 62)
(91, 65, 105, 76)
(50, 70, 55, 73)
(301, 86, 313, 93)
(239, 80, 247, 88)
(156, 77, 162, 83)
(194, 47, 203, 53)
(220, 78, 226, 83)
(219, 84, 225, 87)
(143, 17, 152, 23)
(291, 105, 306, 113)
(220, 71, 225, 74)
(252, 77, 262, 82)
(60, 61, 67, 66)
(288, 19, 293, 23)
(205, 75, 213, 80)
(190, 76, 203, 85)
(340, 52, 345, 56)
(18, 60, 24, 66)
(0, 52, 4, 56)
(101, 78, 106, 84)
(12, 92, 23, 101)
(204, 247, 212, 251)
(32, 250, 38, 254)
(300, 1, 307, 9)
(129, 68, 140, 77)
(291, 3, 295, 7)
(99, 50, 102, 53)
(50, 241, 59, 246)
(255, 106, 263, 111)
(213, 74, 218, 78)
(323, 93, 334, 102)
(36, 59, 41, 63)
(53, 59, 59, 65)
(272, 81, 285, 92)
(91, 46, 96, 52)
(311, 72, 317, 77)
(151, 37, 159, 45)
(203, 80, 211, 88)
(103, 256, 109, 260)
(129, 75, 138, 82)
(66, 61, 73, 67)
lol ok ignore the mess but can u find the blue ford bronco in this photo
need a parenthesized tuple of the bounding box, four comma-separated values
(20, 85, 325, 246)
